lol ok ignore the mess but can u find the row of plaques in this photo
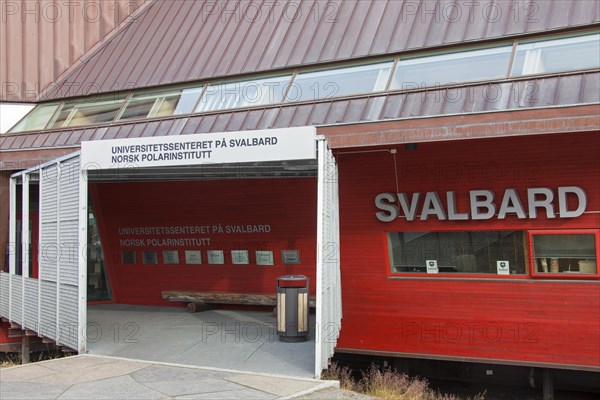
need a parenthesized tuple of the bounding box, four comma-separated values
(121, 249, 301, 266)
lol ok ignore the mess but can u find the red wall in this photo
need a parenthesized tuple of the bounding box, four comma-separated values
(335, 131, 600, 368)
(91, 178, 317, 305)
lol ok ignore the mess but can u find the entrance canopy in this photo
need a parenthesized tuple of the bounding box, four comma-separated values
(2, 126, 341, 378)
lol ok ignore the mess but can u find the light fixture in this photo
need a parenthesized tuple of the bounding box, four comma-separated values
(404, 143, 417, 151)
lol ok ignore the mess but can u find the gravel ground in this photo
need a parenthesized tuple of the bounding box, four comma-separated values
(297, 387, 377, 400)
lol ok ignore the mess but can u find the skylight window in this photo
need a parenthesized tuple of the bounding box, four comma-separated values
(390, 46, 513, 90)
(286, 62, 393, 102)
(511, 33, 600, 76)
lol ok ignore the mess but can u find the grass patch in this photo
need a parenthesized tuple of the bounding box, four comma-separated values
(0, 349, 72, 368)
(323, 362, 486, 400)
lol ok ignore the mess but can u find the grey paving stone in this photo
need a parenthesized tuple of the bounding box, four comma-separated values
(227, 374, 323, 397)
(0, 381, 70, 400)
(0, 364, 59, 382)
(57, 375, 166, 399)
(141, 377, 247, 397)
(130, 364, 229, 383)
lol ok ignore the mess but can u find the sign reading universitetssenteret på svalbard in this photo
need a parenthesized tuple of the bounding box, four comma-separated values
(80, 126, 316, 170)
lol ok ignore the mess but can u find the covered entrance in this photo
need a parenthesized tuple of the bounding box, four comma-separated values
(3, 127, 342, 378)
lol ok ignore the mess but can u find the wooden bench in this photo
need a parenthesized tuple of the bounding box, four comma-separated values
(161, 290, 316, 313)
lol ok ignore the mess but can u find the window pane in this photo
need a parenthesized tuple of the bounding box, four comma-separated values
(9, 103, 59, 132)
(118, 87, 203, 121)
(390, 46, 512, 90)
(196, 75, 291, 112)
(49, 96, 126, 128)
(287, 62, 393, 102)
(387, 231, 525, 275)
(511, 34, 600, 76)
(533, 234, 597, 274)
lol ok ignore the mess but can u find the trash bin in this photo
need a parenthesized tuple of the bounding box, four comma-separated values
(276, 275, 309, 342)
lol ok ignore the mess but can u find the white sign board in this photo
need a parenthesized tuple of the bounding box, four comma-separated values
(80, 126, 316, 170)
(426, 260, 439, 274)
(497, 260, 510, 275)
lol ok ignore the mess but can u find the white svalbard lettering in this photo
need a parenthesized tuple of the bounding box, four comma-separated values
(374, 186, 587, 222)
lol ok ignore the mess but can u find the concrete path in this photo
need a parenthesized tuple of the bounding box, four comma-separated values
(0, 354, 338, 400)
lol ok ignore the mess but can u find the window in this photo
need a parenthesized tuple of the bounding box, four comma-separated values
(390, 46, 513, 90)
(530, 231, 598, 276)
(387, 231, 526, 275)
(196, 75, 291, 112)
(9, 103, 60, 133)
(49, 95, 127, 128)
(511, 33, 600, 76)
(286, 62, 393, 102)
(118, 87, 203, 121)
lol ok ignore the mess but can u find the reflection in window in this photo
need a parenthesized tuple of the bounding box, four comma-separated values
(118, 87, 203, 121)
(532, 233, 597, 274)
(49, 96, 127, 128)
(196, 75, 291, 112)
(9, 103, 59, 133)
(287, 62, 393, 102)
(511, 34, 600, 76)
(390, 46, 513, 90)
(387, 231, 525, 275)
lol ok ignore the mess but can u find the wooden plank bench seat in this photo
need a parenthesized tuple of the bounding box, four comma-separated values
(161, 290, 317, 313)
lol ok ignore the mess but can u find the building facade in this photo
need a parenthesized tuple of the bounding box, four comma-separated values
(1, 0, 599, 389)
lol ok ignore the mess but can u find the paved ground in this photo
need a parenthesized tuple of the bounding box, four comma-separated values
(0, 354, 338, 400)
(87, 304, 315, 378)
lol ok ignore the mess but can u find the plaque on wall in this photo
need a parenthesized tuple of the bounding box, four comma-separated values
(142, 251, 158, 265)
(256, 251, 274, 266)
(163, 250, 180, 264)
(185, 250, 202, 264)
(281, 250, 300, 264)
(231, 250, 249, 265)
(207, 250, 225, 264)
(122, 251, 137, 265)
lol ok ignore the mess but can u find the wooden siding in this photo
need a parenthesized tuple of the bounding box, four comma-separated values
(90, 178, 318, 305)
(334, 131, 600, 368)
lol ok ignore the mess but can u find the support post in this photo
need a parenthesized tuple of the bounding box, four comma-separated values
(542, 368, 554, 400)
(21, 336, 30, 364)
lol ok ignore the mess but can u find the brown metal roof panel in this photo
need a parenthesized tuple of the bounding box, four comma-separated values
(323, 101, 350, 124)
(571, 0, 600, 24)
(302, 102, 330, 125)
(136, 2, 196, 87)
(274, 1, 323, 68)
(157, 2, 208, 85)
(440, 87, 468, 114)
(581, 72, 600, 103)
(381, 93, 405, 120)
(335, 0, 376, 60)
(310, 0, 353, 62)
(200, 2, 251, 78)
(105, 2, 173, 93)
(555, 74, 586, 106)
(224, 111, 251, 132)
(10, 135, 28, 150)
(362, 96, 386, 121)
(1, 135, 16, 150)
(300, 2, 340, 64)
(143, 120, 163, 137)
(53, 131, 75, 147)
(125, 121, 149, 139)
(180, 116, 204, 136)
(288, 104, 317, 127)
(420, 91, 446, 117)
(210, 113, 235, 133)
(194, 114, 220, 134)
(65, 130, 84, 146)
(31, 133, 49, 149)
(239, 109, 267, 131)
(342, 98, 370, 122)
(90, 127, 109, 141)
(78, 128, 99, 144)
(368, 1, 403, 54)
(531, 76, 560, 107)
(237, 2, 289, 74)
(268, 105, 296, 128)
(255, 108, 279, 130)
(357, 1, 390, 56)
(21, 134, 39, 150)
(524, 0, 553, 33)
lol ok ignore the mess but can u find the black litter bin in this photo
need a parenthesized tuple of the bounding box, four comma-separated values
(276, 275, 309, 342)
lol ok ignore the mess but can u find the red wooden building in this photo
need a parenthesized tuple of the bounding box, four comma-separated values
(1, 0, 599, 394)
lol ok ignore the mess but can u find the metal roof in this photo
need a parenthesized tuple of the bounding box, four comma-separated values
(40, 0, 600, 100)
(3, 71, 597, 151)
